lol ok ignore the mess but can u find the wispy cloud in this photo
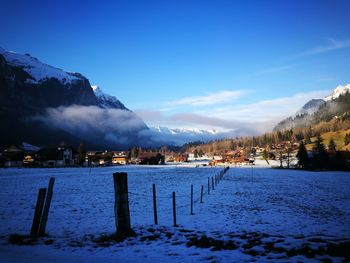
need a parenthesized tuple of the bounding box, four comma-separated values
(255, 64, 295, 76)
(209, 90, 330, 123)
(170, 90, 245, 106)
(139, 89, 331, 134)
(297, 38, 350, 57)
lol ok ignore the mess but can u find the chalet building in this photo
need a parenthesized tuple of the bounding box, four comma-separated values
(23, 154, 35, 166)
(173, 154, 188, 163)
(36, 147, 74, 167)
(86, 151, 101, 166)
(112, 151, 129, 165)
(2, 146, 24, 167)
(138, 152, 165, 165)
(188, 153, 195, 159)
(165, 153, 188, 163)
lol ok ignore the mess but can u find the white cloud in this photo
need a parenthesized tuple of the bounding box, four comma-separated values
(255, 65, 295, 76)
(31, 105, 146, 146)
(297, 38, 350, 57)
(208, 90, 330, 124)
(170, 90, 245, 106)
(138, 89, 331, 134)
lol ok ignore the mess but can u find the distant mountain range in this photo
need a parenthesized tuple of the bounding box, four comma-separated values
(147, 126, 222, 145)
(274, 84, 350, 131)
(0, 47, 147, 149)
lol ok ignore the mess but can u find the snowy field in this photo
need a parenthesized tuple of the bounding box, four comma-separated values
(0, 166, 349, 262)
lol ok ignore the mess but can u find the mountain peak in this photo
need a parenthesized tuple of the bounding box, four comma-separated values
(296, 99, 325, 116)
(0, 47, 83, 84)
(91, 85, 128, 110)
(325, 84, 350, 101)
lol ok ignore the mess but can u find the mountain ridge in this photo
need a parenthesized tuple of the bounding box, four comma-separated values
(0, 47, 147, 149)
(274, 84, 350, 131)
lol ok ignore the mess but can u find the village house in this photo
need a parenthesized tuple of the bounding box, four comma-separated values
(23, 154, 35, 166)
(2, 146, 24, 167)
(138, 152, 165, 165)
(35, 146, 75, 167)
(112, 151, 129, 165)
(173, 153, 188, 163)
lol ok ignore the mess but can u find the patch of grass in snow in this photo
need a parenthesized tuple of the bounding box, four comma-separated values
(92, 231, 137, 247)
(326, 241, 350, 261)
(8, 234, 37, 246)
(8, 233, 55, 246)
(186, 234, 238, 251)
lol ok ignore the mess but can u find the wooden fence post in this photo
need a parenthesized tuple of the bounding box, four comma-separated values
(113, 172, 133, 237)
(190, 184, 193, 215)
(200, 185, 204, 203)
(208, 177, 210, 195)
(38, 177, 55, 236)
(30, 188, 46, 237)
(172, 192, 177, 227)
(153, 184, 158, 225)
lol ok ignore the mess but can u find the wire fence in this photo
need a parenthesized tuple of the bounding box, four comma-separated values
(0, 166, 230, 236)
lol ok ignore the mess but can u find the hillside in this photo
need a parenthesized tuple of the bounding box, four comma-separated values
(274, 84, 350, 131)
(306, 129, 350, 151)
(0, 48, 147, 149)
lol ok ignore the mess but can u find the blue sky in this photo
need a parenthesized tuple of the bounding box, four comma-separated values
(1, 0, 350, 132)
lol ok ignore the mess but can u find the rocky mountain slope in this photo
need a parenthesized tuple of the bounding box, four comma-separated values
(0, 47, 147, 149)
(274, 84, 350, 131)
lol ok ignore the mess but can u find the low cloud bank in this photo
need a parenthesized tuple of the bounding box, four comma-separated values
(30, 105, 260, 148)
(31, 105, 147, 147)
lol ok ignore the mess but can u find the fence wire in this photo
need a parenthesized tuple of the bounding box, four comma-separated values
(0, 167, 230, 234)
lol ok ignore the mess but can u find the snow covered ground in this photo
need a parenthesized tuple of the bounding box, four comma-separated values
(0, 166, 349, 262)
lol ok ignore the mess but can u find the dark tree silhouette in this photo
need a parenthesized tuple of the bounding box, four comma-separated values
(296, 141, 308, 168)
(77, 143, 86, 166)
(344, 133, 350, 146)
(328, 137, 337, 151)
(312, 135, 329, 169)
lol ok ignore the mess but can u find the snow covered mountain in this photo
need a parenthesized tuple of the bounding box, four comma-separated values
(145, 126, 234, 146)
(325, 84, 350, 101)
(0, 47, 147, 149)
(152, 126, 219, 136)
(274, 83, 350, 131)
(91, 85, 128, 110)
(295, 99, 325, 116)
(0, 47, 81, 84)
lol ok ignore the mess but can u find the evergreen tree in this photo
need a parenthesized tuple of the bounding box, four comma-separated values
(344, 133, 350, 145)
(262, 149, 268, 160)
(328, 137, 337, 151)
(130, 147, 139, 159)
(296, 141, 308, 168)
(312, 135, 329, 168)
(304, 126, 312, 144)
(198, 149, 204, 157)
(76, 143, 86, 166)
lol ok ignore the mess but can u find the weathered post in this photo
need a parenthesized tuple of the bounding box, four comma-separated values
(38, 177, 55, 236)
(152, 184, 158, 225)
(200, 185, 204, 203)
(208, 177, 210, 195)
(113, 172, 133, 237)
(172, 192, 177, 227)
(30, 188, 46, 237)
(190, 184, 194, 215)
